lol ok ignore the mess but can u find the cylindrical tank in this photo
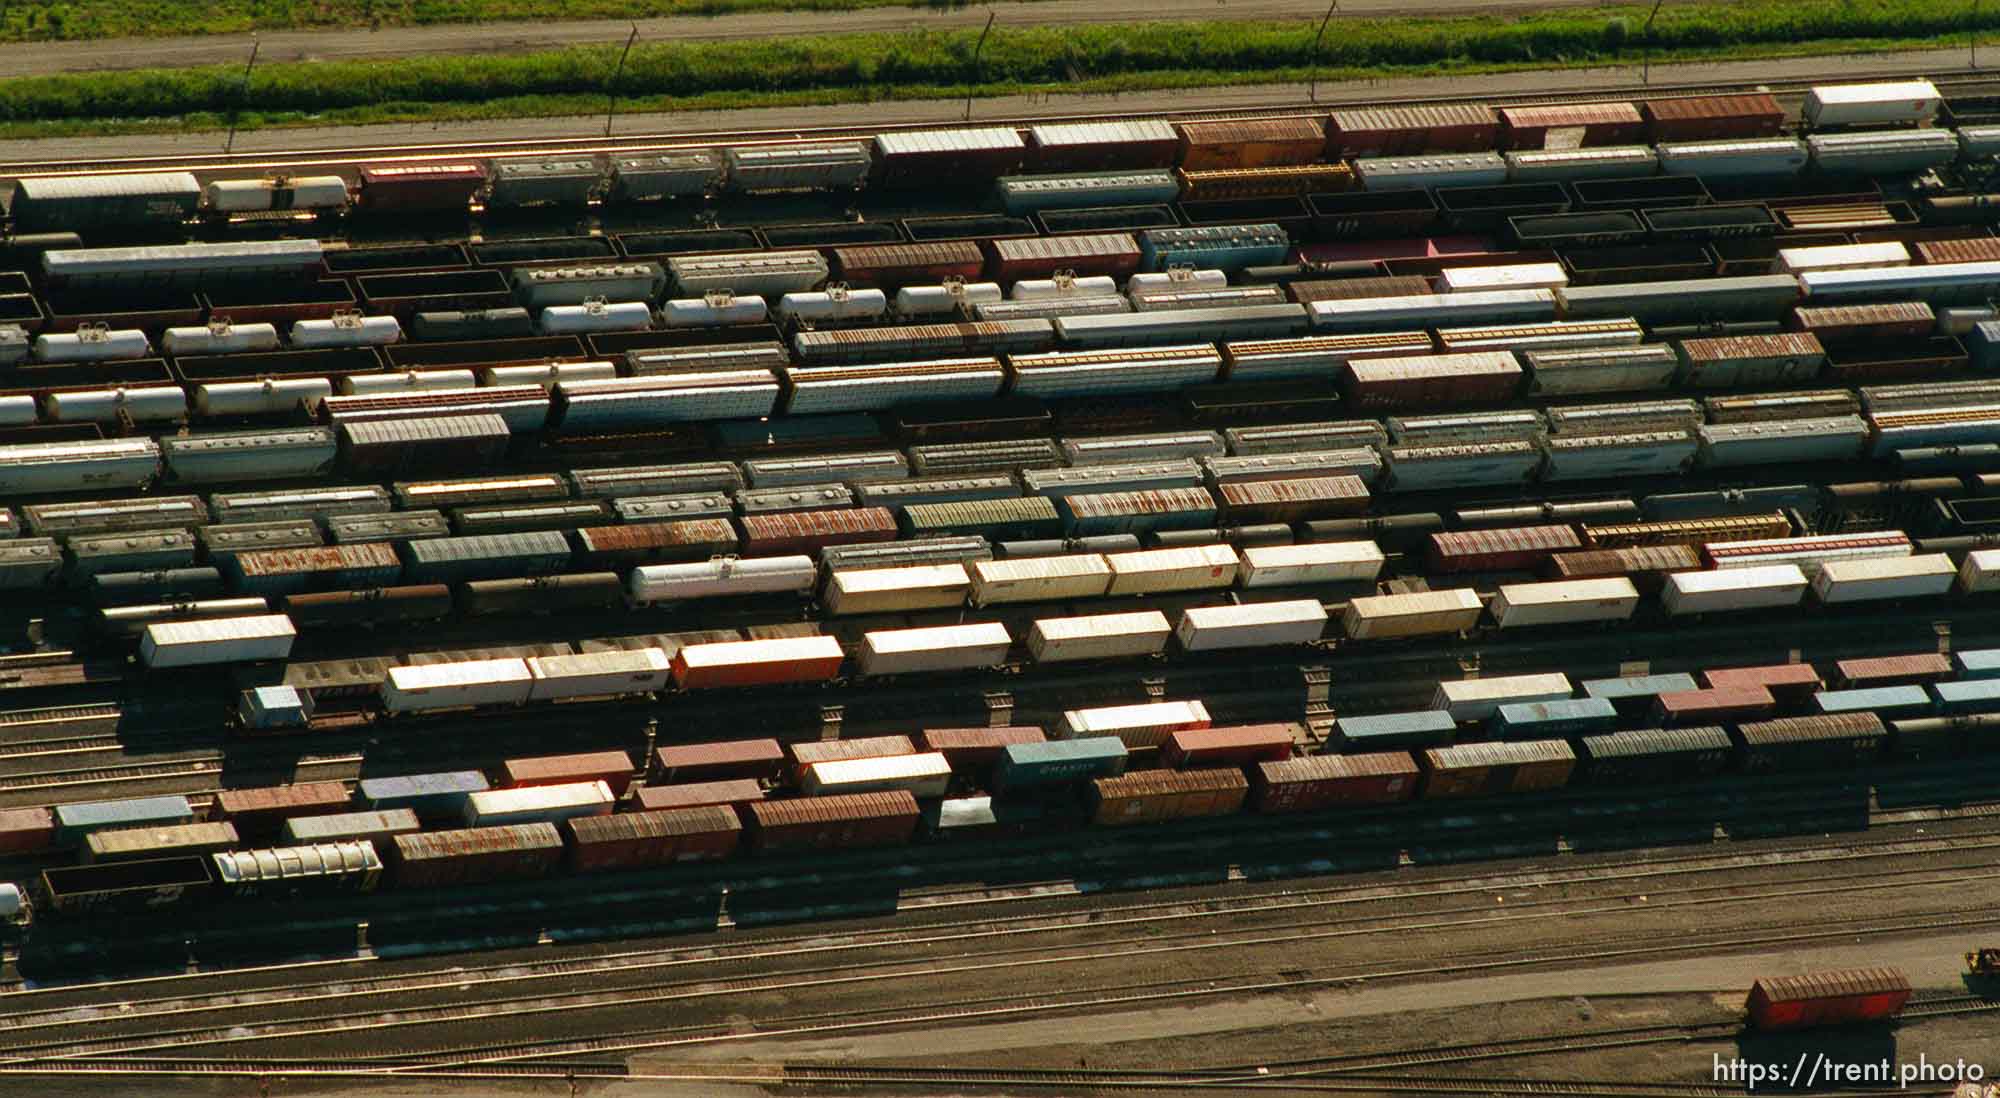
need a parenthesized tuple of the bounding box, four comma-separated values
(540, 301, 653, 334)
(480, 362, 619, 388)
(337, 369, 477, 395)
(44, 386, 188, 424)
(162, 321, 282, 356)
(204, 176, 350, 213)
(1126, 268, 1229, 294)
(1225, 523, 1295, 547)
(291, 314, 402, 348)
(0, 882, 24, 926)
(0, 395, 37, 425)
(895, 281, 1004, 317)
(32, 327, 151, 363)
(774, 287, 888, 325)
(1010, 274, 1118, 301)
(659, 293, 767, 328)
(194, 378, 335, 417)
(1939, 306, 1999, 336)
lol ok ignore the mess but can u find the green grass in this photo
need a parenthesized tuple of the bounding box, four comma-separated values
(0, 0, 1995, 137)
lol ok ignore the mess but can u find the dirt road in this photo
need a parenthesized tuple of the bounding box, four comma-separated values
(0, 46, 1982, 167)
(0, 0, 1619, 77)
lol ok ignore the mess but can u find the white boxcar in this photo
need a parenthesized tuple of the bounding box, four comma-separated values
(1175, 600, 1327, 651)
(1431, 672, 1573, 723)
(1028, 611, 1171, 662)
(1341, 589, 1484, 640)
(1104, 544, 1239, 595)
(822, 563, 972, 615)
(1438, 263, 1569, 293)
(1811, 554, 1956, 604)
(1959, 549, 2000, 594)
(1489, 577, 1641, 629)
(1803, 80, 1940, 128)
(627, 556, 817, 603)
(1239, 541, 1384, 588)
(801, 752, 953, 798)
(1059, 700, 1210, 749)
(0, 438, 161, 494)
(524, 649, 672, 700)
(1776, 241, 1909, 274)
(859, 623, 1012, 675)
(463, 781, 616, 828)
(139, 614, 296, 669)
(969, 554, 1114, 606)
(1661, 565, 1809, 616)
(382, 658, 534, 712)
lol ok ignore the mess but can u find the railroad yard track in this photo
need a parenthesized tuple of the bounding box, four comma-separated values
(0, 67, 1996, 177)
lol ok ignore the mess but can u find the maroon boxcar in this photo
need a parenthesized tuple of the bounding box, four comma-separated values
(0, 807, 55, 855)
(652, 738, 786, 784)
(919, 726, 1048, 774)
(1177, 116, 1328, 171)
(1834, 653, 1952, 688)
(1639, 93, 1785, 142)
(1326, 104, 1499, 157)
(1789, 302, 1936, 345)
(635, 779, 767, 812)
(212, 782, 353, 836)
(745, 791, 921, 854)
(1428, 525, 1583, 573)
(738, 508, 898, 556)
(1252, 752, 1421, 812)
(1652, 685, 1777, 726)
(1342, 353, 1524, 408)
(1498, 102, 1646, 150)
(357, 163, 489, 213)
(1163, 724, 1297, 769)
(1542, 545, 1701, 592)
(1745, 968, 1911, 1031)
(566, 806, 741, 872)
(504, 750, 637, 797)
(832, 242, 987, 289)
(1091, 768, 1249, 826)
(388, 822, 566, 888)
(1913, 237, 2000, 264)
(1217, 476, 1370, 524)
(1702, 662, 1824, 702)
(873, 127, 1028, 186)
(1285, 275, 1435, 303)
(574, 519, 738, 567)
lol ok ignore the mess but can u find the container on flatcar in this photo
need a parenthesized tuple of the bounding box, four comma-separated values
(1175, 600, 1327, 650)
(84, 822, 241, 865)
(992, 737, 1130, 791)
(1661, 564, 1810, 614)
(671, 635, 845, 689)
(1341, 589, 1484, 639)
(653, 739, 786, 785)
(1432, 672, 1573, 723)
(139, 614, 296, 668)
(52, 796, 196, 847)
(919, 727, 1048, 775)
(280, 808, 422, 848)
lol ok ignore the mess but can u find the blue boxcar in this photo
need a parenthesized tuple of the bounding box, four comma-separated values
(1955, 649, 2000, 680)
(992, 737, 1129, 792)
(1812, 685, 1933, 719)
(1491, 697, 1619, 739)
(360, 771, 491, 819)
(53, 795, 196, 846)
(1582, 673, 1699, 713)
(1138, 224, 1290, 272)
(1935, 678, 2000, 714)
(1331, 710, 1456, 753)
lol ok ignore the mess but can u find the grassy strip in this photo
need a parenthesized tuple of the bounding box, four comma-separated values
(0, 0, 1991, 136)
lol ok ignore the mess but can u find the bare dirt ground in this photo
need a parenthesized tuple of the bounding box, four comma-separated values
(0, 0, 1624, 77)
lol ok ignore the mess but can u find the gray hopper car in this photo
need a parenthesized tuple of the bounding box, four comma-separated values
(160, 429, 339, 485)
(324, 510, 450, 545)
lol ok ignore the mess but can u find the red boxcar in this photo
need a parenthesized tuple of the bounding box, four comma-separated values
(1498, 102, 1646, 149)
(984, 234, 1143, 281)
(1652, 685, 1776, 725)
(1218, 477, 1371, 524)
(1543, 545, 1701, 592)
(389, 823, 565, 888)
(1702, 663, 1824, 702)
(212, 782, 354, 834)
(873, 127, 1028, 186)
(635, 779, 766, 812)
(1326, 104, 1499, 157)
(574, 519, 738, 567)
(1745, 968, 1911, 1031)
(652, 738, 785, 784)
(1915, 237, 2000, 264)
(358, 163, 489, 212)
(1163, 724, 1297, 769)
(1639, 93, 1785, 142)
(919, 726, 1048, 773)
(1252, 752, 1421, 812)
(789, 734, 917, 783)
(1428, 525, 1583, 573)
(832, 242, 987, 289)
(566, 806, 742, 872)
(671, 635, 846, 690)
(1091, 769, 1249, 826)
(504, 750, 636, 797)
(1177, 116, 1328, 170)
(1834, 653, 1951, 688)
(1789, 302, 1936, 345)
(738, 508, 898, 556)
(745, 791, 921, 854)
(0, 807, 54, 855)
